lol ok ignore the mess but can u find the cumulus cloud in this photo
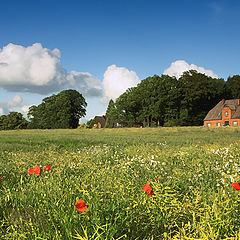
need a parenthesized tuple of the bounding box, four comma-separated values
(0, 43, 102, 96)
(163, 60, 218, 79)
(7, 95, 23, 107)
(102, 64, 140, 103)
(20, 105, 31, 115)
(0, 95, 23, 115)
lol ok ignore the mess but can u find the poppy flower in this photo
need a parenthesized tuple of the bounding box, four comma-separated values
(28, 168, 35, 175)
(45, 165, 51, 171)
(34, 165, 42, 176)
(75, 199, 87, 212)
(0, 177, 2, 181)
(231, 182, 240, 190)
(143, 184, 154, 197)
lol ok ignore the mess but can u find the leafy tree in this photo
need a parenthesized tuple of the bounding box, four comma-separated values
(225, 75, 240, 99)
(115, 87, 142, 127)
(0, 112, 28, 130)
(28, 89, 87, 129)
(105, 99, 119, 127)
(178, 70, 224, 126)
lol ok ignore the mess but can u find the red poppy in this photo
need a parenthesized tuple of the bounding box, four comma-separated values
(231, 182, 240, 190)
(45, 165, 51, 171)
(143, 184, 152, 194)
(0, 177, 2, 181)
(75, 199, 87, 212)
(28, 168, 35, 175)
(34, 165, 42, 176)
(143, 184, 154, 197)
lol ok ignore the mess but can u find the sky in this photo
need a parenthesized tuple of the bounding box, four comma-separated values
(0, 0, 240, 122)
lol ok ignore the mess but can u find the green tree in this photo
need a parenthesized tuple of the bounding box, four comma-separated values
(178, 70, 224, 126)
(225, 75, 240, 99)
(105, 99, 119, 127)
(0, 112, 28, 130)
(115, 87, 142, 127)
(28, 89, 87, 129)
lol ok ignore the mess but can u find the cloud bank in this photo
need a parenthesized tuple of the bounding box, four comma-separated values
(0, 43, 102, 96)
(102, 64, 140, 103)
(163, 60, 218, 79)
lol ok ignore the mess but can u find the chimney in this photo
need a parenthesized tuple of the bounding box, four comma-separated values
(222, 99, 225, 104)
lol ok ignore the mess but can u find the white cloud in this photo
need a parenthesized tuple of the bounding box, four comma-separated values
(102, 64, 140, 103)
(0, 95, 23, 115)
(7, 95, 22, 107)
(0, 43, 102, 96)
(163, 60, 218, 79)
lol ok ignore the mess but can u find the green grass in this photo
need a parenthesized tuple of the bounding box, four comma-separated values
(0, 127, 240, 239)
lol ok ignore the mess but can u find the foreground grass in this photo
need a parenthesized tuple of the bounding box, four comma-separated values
(0, 127, 240, 239)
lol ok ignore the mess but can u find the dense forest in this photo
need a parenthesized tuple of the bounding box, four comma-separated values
(105, 71, 240, 127)
(1, 71, 240, 130)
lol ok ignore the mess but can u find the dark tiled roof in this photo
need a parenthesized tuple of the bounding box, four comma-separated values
(204, 99, 240, 121)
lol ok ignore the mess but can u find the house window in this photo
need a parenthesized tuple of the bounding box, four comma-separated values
(233, 121, 238, 126)
(216, 122, 221, 127)
(225, 112, 228, 117)
(207, 123, 211, 127)
(224, 121, 229, 126)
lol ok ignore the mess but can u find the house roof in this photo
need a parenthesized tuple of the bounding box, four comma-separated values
(204, 99, 240, 121)
(94, 115, 107, 127)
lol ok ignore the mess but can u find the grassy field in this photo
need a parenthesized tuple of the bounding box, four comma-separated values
(0, 127, 239, 239)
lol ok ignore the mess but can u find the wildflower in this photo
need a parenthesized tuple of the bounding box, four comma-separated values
(143, 184, 154, 197)
(28, 168, 35, 175)
(231, 182, 240, 190)
(28, 165, 42, 176)
(0, 177, 1, 181)
(45, 165, 51, 171)
(75, 199, 87, 212)
(34, 165, 42, 176)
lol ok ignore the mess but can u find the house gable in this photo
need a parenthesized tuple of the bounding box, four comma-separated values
(204, 99, 240, 127)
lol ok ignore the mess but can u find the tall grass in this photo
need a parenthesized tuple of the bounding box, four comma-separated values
(0, 127, 239, 239)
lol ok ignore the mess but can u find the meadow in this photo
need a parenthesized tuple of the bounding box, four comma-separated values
(0, 127, 239, 239)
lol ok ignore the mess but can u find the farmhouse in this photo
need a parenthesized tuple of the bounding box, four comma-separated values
(204, 99, 240, 127)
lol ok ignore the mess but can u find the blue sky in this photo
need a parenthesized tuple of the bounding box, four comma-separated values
(0, 0, 240, 122)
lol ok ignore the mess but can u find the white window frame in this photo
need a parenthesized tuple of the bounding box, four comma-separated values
(233, 121, 238, 126)
(225, 112, 228, 117)
(216, 122, 221, 127)
(207, 123, 211, 127)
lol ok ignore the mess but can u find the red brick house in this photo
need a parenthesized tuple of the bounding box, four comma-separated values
(204, 99, 240, 127)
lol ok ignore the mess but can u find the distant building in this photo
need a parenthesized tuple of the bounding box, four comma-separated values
(93, 116, 107, 128)
(204, 99, 240, 127)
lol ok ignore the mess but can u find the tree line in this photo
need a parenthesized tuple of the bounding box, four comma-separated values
(1, 72, 240, 130)
(105, 71, 240, 127)
(0, 89, 87, 130)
